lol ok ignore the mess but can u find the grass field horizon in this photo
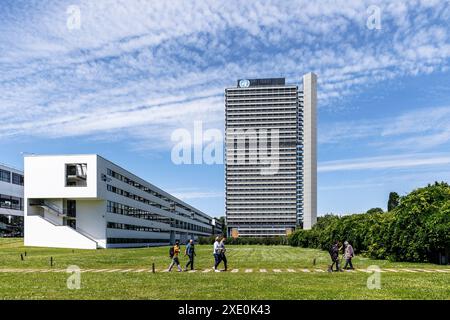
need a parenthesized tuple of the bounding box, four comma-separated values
(0, 238, 448, 300)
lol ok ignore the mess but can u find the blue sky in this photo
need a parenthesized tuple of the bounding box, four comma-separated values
(1, 0, 450, 217)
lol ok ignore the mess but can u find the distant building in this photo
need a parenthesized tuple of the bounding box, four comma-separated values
(211, 217, 224, 236)
(225, 73, 317, 237)
(24, 154, 220, 249)
(0, 164, 24, 236)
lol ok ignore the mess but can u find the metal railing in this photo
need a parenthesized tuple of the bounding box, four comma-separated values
(29, 200, 67, 216)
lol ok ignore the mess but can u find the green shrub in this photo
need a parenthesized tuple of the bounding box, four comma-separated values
(289, 182, 450, 263)
(198, 236, 288, 245)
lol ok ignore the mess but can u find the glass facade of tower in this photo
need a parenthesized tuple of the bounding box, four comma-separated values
(225, 78, 304, 237)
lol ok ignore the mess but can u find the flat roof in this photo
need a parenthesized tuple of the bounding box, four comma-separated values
(0, 163, 23, 174)
(25, 154, 216, 220)
(237, 78, 285, 87)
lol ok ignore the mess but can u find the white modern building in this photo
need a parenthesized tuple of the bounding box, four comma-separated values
(24, 154, 220, 249)
(0, 164, 24, 236)
(225, 74, 317, 237)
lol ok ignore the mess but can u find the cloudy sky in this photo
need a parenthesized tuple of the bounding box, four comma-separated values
(1, 0, 450, 216)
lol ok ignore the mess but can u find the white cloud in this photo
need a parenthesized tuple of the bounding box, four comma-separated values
(320, 105, 450, 151)
(319, 182, 385, 191)
(318, 152, 450, 172)
(1, 0, 450, 151)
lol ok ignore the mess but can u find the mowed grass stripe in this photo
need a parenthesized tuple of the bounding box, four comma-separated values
(0, 239, 449, 299)
(0, 267, 445, 274)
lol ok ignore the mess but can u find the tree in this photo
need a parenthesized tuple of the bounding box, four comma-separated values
(366, 207, 384, 214)
(218, 216, 226, 235)
(387, 182, 450, 262)
(289, 182, 450, 263)
(388, 192, 400, 211)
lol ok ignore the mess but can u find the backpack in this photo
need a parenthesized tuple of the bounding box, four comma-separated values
(169, 246, 175, 258)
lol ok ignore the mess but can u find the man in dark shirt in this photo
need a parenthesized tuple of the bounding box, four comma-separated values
(184, 239, 196, 271)
(219, 237, 228, 271)
(328, 241, 342, 272)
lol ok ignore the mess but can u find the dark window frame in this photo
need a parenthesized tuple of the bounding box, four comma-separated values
(0, 169, 11, 183)
(11, 173, 24, 186)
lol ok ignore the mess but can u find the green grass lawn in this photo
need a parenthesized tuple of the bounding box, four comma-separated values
(0, 238, 448, 300)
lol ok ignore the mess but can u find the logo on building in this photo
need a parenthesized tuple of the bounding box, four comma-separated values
(238, 79, 250, 88)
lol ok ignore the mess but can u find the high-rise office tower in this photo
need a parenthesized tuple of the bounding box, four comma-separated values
(225, 73, 317, 237)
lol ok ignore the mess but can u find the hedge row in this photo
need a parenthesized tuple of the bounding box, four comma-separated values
(288, 182, 450, 263)
(198, 236, 288, 245)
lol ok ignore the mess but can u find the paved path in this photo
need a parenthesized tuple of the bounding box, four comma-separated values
(0, 267, 449, 274)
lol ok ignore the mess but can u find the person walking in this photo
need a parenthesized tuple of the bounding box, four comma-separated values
(219, 237, 228, 271)
(184, 239, 196, 271)
(328, 241, 342, 272)
(343, 241, 354, 270)
(213, 236, 221, 272)
(168, 240, 183, 272)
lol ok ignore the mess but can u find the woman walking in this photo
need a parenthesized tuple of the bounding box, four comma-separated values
(343, 241, 354, 270)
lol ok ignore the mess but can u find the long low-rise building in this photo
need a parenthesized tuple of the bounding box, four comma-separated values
(0, 164, 24, 236)
(24, 154, 221, 249)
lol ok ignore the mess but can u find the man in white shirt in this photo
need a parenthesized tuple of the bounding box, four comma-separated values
(213, 237, 221, 272)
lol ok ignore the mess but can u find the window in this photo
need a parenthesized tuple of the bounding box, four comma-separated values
(12, 173, 24, 186)
(107, 222, 167, 233)
(65, 164, 87, 187)
(107, 238, 170, 244)
(0, 169, 11, 183)
(0, 194, 23, 211)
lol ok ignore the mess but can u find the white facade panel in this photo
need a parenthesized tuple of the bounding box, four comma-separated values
(24, 215, 97, 249)
(302, 73, 318, 230)
(24, 155, 98, 199)
(75, 200, 107, 247)
(0, 182, 23, 201)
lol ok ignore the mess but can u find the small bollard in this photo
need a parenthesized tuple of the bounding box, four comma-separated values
(152, 263, 155, 273)
(20, 253, 24, 261)
(313, 258, 316, 266)
(50, 257, 53, 267)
